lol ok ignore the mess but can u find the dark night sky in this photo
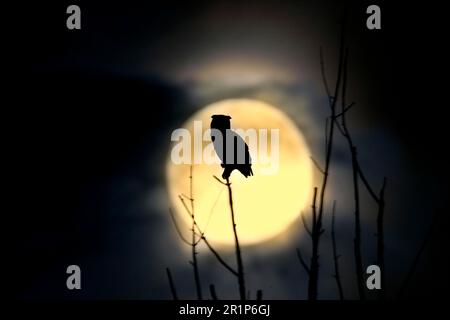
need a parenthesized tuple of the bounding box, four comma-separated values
(9, 0, 449, 300)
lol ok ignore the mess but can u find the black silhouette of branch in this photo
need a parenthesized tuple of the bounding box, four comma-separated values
(398, 211, 438, 298)
(178, 193, 239, 276)
(337, 49, 365, 300)
(222, 176, 246, 300)
(199, 231, 238, 276)
(256, 290, 263, 301)
(376, 177, 387, 299)
(310, 156, 325, 175)
(168, 208, 191, 246)
(356, 161, 388, 299)
(296, 248, 310, 275)
(188, 166, 203, 300)
(331, 201, 344, 300)
(179, 198, 238, 277)
(297, 188, 318, 276)
(301, 212, 312, 237)
(166, 267, 178, 300)
(301, 20, 346, 301)
(332, 43, 389, 299)
(325, 118, 329, 155)
(169, 168, 244, 299)
(335, 102, 355, 118)
(312, 187, 318, 225)
(168, 166, 204, 299)
(320, 46, 332, 100)
(356, 166, 380, 202)
(171, 166, 203, 300)
(209, 284, 219, 300)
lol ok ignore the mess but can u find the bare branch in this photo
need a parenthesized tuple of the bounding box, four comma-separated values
(189, 165, 195, 213)
(304, 18, 346, 301)
(376, 177, 387, 300)
(398, 211, 438, 298)
(209, 284, 219, 300)
(168, 208, 191, 246)
(320, 46, 332, 100)
(166, 267, 178, 300)
(340, 48, 365, 300)
(331, 201, 344, 300)
(357, 164, 380, 203)
(335, 120, 346, 137)
(187, 166, 203, 299)
(296, 248, 310, 275)
(178, 195, 192, 217)
(187, 208, 238, 277)
(335, 102, 356, 118)
(225, 177, 246, 300)
(203, 187, 225, 234)
(310, 156, 325, 175)
(311, 187, 318, 228)
(213, 175, 228, 185)
(180, 193, 192, 201)
(256, 290, 263, 301)
(200, 234, 238, 277)
(301, 212, 312, 237)
(325, 117, 329, 155)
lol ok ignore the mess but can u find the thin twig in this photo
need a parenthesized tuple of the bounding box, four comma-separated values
(209, 284, 219, 300)
(331, 201, 344, 300)
(169, 168, 243, 299)
(335, 102, 356, 118)
(179, 195, 192, 216)
(180, 193, 192, 201)
(310, 156, 325, 175)
(213, 175, 228, 185)
(203, 187, 225, 234)
(168, 208, 191, 246)
(166, 267, 178, 300)
(325, 117, 329, 155)
(357, 164, 380, 203)
(340, 48, 365, 300)
(180, 192, 239, 277)
(256, 290, 263, 301)
(301, 212, 312, 237)
(305, 20, 346, 300)
(200, 234, 239, 276)
(398, 211, 438, 298)
(224, 176, 246, 300)
(376, 177, 387, 299)
(312, 187, 318, 228)
(320, 46, 332, 100)
(189, 166, 203, 300)
(335, 119, 346, 137)
(296, 248, 310, 274)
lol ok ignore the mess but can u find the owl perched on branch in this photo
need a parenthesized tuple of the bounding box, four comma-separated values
(210, 115, 253, 180)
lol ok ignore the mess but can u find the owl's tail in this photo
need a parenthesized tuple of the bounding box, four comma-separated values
(239, 165, 253, 178)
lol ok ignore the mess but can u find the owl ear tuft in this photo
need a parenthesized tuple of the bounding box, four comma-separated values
(211, 114, 232, 120)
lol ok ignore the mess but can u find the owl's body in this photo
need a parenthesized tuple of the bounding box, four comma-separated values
(210, 115, 253, 179)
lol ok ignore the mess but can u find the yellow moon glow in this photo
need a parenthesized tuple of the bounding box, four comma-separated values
(166, 99, 313, 246)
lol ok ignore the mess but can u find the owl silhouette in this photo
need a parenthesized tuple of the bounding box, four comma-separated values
(210, 115, 253, 179)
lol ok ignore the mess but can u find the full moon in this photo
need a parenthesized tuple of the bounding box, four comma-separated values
(166, 99, 313, 246)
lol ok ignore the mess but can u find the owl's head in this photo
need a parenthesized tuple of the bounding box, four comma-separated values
(211, 114, 232, 130)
